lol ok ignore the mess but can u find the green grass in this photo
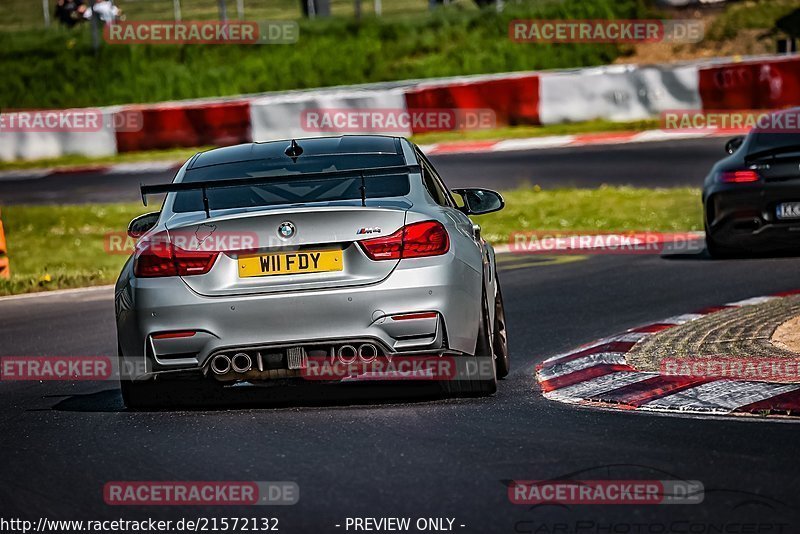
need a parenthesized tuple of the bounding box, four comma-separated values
(5, 0, 470, 33)
(0, 203, 150, 295)
(474, 185, 703, 244)
(0, 120, 661, 171)
(0, 0, 647, 109)
(0, 185, 702, 296)
(706, 0, 799, 41)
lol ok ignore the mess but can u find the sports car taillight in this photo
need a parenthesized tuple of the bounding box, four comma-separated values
(718, 170, 760, 183)
(359, 220, 449, 261)
(133, 233, 219, 278)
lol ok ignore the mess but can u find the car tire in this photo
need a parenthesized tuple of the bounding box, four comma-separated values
(705, 228, 744, 259)
(119, 374, 188, 410)
(119, 378, 157, 410)
(443, 286, 497, 397)
(118, 348, 222, 409)
(493, 278, 510, 379)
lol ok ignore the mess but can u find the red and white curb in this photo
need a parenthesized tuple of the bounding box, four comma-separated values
(418, 128, 738, 156)
(536, 290, 800, 416)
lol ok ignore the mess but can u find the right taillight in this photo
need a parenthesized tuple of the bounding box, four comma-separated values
(718, 170, 760, 183)
(359, 220, 449, 261)
(134, 233, 219, 278)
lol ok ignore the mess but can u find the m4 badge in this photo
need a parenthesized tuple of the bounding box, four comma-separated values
(356, 227, 381, 235)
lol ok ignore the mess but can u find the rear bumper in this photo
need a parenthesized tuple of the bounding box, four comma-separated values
(704, 181, 800, 250)
(116, 253, 483, 380)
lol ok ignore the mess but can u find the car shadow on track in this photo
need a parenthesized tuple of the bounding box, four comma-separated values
(45, 382, 462, 413)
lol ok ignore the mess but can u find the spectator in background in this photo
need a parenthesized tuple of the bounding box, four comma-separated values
(54, 0, 85, 26)
(55, 0, 121, 26)
(83, 0, 122, 23)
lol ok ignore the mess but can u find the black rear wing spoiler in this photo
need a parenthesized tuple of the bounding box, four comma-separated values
(140, 164, 421, 217)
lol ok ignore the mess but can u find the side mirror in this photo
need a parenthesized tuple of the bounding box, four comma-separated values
(725, 136, 744, 155)
(127, 211, 160, 239)
(451, 188, 505, 215)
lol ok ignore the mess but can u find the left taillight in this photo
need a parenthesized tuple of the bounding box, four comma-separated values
(717, 170, 760, 183)
(359, 220, 450, 261)
(133, 233, 219, 278)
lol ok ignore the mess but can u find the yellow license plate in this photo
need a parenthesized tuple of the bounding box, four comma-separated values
(238, 250, 343, 278)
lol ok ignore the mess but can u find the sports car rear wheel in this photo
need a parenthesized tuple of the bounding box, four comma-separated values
(493, 279, 509, 379)
(120, 378, 156, 410)
(118, 349, 222, 409)
(442, 286, 497, 397)
(705, 225, 745, 259)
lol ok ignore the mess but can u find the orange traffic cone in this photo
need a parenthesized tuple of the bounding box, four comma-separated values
(0, 208, 9, 279)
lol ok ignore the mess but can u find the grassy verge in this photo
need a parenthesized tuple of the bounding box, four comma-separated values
(706, 0, 799, 41)
(5, 0, 793, 111)
(1, 0, 645, 109)
(0, 203, 150, 296)
(473, 186, 702, 244)
(0, 119, 661, 172)
(6, 0, 461, 33)
(0, 186, 702, 296)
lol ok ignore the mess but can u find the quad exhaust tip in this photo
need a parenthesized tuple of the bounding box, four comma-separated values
(211, 343, 381, 375)
(231, 352, 253, 373)
(337, 345, 358, 365)
(358, 343, 378, 363)
(336, 343, 378, 364)
(210, 354, 231, 375)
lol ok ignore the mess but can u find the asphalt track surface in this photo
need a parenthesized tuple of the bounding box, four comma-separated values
(0, 137, 725, 205)
(2, 251, 800, 532)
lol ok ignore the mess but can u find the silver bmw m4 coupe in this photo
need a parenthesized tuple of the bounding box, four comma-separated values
(115, 135, 509, 408)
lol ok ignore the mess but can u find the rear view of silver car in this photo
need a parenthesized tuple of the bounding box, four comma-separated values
(115, 135, 509, 408)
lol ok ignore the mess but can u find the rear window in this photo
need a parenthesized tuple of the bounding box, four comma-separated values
(748, 132, 800, 156)
(173, 155, 410, 213)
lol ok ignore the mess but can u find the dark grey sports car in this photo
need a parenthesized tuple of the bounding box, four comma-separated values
(703, 109, 800, 257)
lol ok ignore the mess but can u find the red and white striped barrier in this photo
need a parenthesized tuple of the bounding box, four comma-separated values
(405, 73, 540, 130)
(536, 290, 800, 416)
(249, 87, 413, 141)
(2, 54, 799, 161)
(116, 100, 252, 153)
(539, 63, 701, 124)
